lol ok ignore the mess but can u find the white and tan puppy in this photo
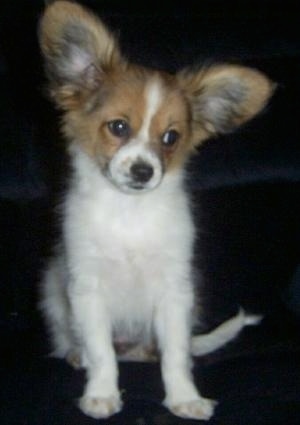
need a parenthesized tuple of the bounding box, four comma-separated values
(39, 1, 273, 420)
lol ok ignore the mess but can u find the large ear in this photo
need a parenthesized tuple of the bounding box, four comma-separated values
(39, 1, 122, 109)
(177, 65, 275, 145)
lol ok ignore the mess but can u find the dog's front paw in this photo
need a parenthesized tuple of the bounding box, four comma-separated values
(79, 395, 122, 419)
(166, 397, 217, 421)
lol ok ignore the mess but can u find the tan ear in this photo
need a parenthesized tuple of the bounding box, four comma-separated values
(39, 1, 122, 109)
(177, 64, 275, 145)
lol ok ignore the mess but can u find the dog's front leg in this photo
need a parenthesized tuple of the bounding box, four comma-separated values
(155, 288, 216, 421)
(68, 274, 122, 419)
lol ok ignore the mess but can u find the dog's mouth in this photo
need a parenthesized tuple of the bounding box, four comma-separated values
(128, 182, 147, 191)
(114, 179, 160, 194)
(104, 169, 159, 194)
(129, 184, 145, 192)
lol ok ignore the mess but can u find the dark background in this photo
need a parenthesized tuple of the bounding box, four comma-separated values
(1, 1, 300, 424)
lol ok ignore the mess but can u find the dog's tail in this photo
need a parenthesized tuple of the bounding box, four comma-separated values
(191, 308, 262, 357)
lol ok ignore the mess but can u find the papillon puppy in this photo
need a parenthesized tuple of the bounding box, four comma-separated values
(39, 1, 274, 420)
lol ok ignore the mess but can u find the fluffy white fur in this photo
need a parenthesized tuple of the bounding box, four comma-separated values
(42, 142, 214, 418)
(39, 1, 272, 421)
(41, 141, 261, 420)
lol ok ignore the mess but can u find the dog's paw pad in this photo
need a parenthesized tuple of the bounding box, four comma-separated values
(66, 350, 83, 370)
(169, 398, 217, 420)
(79, 395, 122, 419)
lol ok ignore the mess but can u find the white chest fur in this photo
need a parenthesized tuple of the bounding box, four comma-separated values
(62, 148, 195, 341)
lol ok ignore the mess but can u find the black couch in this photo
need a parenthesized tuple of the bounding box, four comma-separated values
(1, 1, 300, 424)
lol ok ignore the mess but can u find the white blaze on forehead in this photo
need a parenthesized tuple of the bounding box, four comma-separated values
(107, 78, 165, 192)
(137, 79, 163, 142)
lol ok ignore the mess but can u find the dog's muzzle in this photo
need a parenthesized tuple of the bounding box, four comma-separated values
(107, 153, 163, 194)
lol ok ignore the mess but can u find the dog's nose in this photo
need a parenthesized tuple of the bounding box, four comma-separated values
(130, 162, 154, 183)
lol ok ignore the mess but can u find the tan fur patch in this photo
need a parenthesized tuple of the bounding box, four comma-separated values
(148, 80, 192, 171)
(62, 67, 193, 172)
(40, 1, 274, 179)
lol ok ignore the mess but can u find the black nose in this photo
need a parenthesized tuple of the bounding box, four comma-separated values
(130, 162, 154, 184)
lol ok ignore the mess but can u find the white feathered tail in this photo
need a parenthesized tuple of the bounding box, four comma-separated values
(191, 308, 262, 356)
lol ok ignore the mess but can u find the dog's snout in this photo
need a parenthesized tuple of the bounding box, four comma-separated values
(109, 147, 162, 192)
(130, 162, 154, 183)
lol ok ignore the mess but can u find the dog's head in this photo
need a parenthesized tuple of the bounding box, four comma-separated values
(39, 1, 275, 193)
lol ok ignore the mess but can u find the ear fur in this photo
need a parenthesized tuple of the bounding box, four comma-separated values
(39, 1, 122, 109)
(177, 65, 275, 145)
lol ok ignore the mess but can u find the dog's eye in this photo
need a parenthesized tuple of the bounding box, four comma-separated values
(162, 129, 179, 146)
(108, 119, 130, 138)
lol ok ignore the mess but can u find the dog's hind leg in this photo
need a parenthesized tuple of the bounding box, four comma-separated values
(40, 257, 78, 361)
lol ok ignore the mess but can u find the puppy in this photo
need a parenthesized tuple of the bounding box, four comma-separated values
(39, 1, 274, 420)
